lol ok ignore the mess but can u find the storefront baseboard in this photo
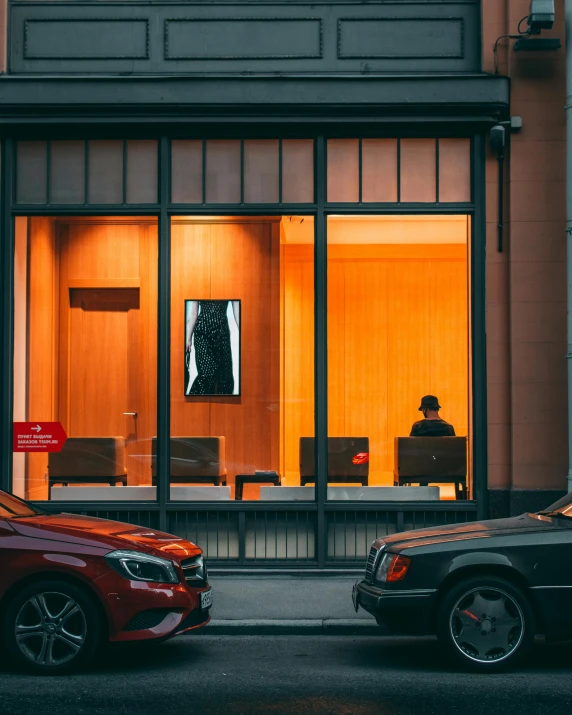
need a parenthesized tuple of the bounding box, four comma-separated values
(488, 489, 566, 519)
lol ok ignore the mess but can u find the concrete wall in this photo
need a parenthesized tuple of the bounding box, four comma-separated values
(483, 0, 568, 513)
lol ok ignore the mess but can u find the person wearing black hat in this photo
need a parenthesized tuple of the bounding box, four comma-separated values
(410, 395, 456, 437)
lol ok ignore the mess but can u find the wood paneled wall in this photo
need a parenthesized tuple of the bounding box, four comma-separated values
(280, 239, 314, 485)
(283, 241, 469, 487)
(22, 215, 468, 499)
(170, 219, 281, 489)
(13, 217, 29, 498)
(26, 218, 58, 499)
(26, 218, 157, 498)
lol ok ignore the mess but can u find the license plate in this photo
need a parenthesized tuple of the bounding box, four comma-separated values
(352, 581, 360, 612)
(200, 589, 213, 610)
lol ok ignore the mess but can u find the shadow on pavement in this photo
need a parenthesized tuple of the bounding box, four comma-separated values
(346, 636, 449, 672)
(0, 638, 206, 677)
(347, 635, 572, 675)
(95, 639, 208, 674)
(0, 634, 571, 679)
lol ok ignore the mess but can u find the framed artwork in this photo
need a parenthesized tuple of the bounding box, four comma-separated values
(184, 299, 241, 396)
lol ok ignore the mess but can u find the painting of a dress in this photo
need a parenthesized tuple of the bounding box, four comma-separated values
(185, 300, 241, 396)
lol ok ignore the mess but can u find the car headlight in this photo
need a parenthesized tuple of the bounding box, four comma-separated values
(375, 552, 411, 584)
(105, 550, 179, 584)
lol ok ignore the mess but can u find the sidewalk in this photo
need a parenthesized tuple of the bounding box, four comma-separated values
(195, 572, 380, 636)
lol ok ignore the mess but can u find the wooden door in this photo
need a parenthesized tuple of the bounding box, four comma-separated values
(68, 288, 142, 484)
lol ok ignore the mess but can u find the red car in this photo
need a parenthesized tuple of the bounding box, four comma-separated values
(0, 489, 212, 674)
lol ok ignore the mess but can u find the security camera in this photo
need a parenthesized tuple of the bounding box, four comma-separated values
(528, 0, 555, 33)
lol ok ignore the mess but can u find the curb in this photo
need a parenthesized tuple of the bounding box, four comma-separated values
(192, 619, 379, 636)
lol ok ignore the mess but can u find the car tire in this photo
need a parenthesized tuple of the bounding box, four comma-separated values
(2, 579, 103, 675)
(436, 575, 535, 673)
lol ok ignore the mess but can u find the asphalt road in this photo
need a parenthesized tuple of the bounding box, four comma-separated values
(0, 635, 571, 715)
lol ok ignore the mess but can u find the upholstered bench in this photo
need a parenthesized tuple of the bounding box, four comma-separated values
(48, 437, 127, 491)
(299, 437, 369, 486)
(394, 436, 468, 500)
(151, 436, 227, 486)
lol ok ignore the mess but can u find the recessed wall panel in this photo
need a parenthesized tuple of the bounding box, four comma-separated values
(338, 18, 464, 59)
(165, 19, 322, 60)
(24, 19, 149, 59)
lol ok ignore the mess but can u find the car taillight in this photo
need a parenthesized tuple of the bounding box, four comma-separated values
(386, 555, 411, 582)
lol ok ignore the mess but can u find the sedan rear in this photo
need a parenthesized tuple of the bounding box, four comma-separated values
(353, 492, 572, 672)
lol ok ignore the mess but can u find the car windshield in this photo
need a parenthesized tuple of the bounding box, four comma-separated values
(537, 491, 572, 519)
(0, 490, 45, 519)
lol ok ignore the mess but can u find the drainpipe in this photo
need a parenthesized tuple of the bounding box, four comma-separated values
(566, 0, 572, 491)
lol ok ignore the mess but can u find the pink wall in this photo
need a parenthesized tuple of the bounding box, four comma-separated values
(483, 0, 568, 491)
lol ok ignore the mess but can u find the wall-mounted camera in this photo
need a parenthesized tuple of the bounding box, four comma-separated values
(527, 0, 555, 34)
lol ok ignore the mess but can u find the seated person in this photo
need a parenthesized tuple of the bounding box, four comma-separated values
(410, 395, 456, 437)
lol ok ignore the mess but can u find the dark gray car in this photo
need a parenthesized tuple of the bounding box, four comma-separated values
(353, 491, 572, 672)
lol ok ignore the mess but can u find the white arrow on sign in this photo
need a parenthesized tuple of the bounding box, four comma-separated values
(31, 425, 42, 433)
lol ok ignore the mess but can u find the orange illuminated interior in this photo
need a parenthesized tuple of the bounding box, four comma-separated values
(284, 215, 471, 500)
(15, 215, 470, 501)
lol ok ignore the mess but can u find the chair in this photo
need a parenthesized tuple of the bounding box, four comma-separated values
(48, 437, 127, 491)
(394, 436, 468, 500)
(299, 437, 369, 486)
(151, 437, 226, 486)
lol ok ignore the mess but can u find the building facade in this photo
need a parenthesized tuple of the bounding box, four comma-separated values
(0, 0, 567, 568)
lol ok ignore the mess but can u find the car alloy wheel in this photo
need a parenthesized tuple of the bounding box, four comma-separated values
(14, 591, 87, 667)
(3, 579, 102, 674)
(437, 576, 534, 672)
(449, 586, 523, 664)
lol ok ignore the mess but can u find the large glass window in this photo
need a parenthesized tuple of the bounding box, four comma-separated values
(327, 215, 472, 501)
(170, 216, 314, 501)
(12, 216, 158, 501)
(9, 135, 476, 509)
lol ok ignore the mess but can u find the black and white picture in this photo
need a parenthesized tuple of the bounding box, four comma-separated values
(185, 300, 241, 396)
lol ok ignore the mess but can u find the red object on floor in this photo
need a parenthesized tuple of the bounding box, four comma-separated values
(12, 421, 68, 453)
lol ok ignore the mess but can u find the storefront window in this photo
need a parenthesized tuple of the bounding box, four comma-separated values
(170, 216, 314, 501)
(9, 135, 476, 508)
(327, 215, 472, 501)
(12, 216, 158, 501)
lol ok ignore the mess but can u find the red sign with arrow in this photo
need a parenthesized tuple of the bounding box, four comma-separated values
(12, 422, 68, 453)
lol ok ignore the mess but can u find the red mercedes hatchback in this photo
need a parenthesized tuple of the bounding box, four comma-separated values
(0, 489, 212, 674)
